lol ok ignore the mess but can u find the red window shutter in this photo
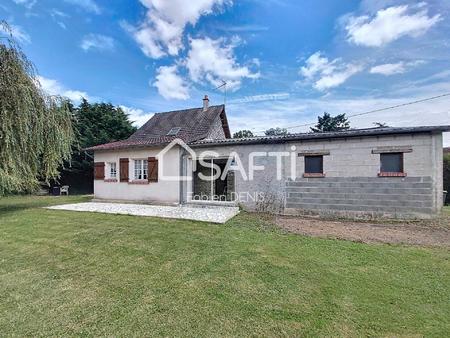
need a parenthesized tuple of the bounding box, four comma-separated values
(119, 158, 129, 182)
(94, 162, 105, 180)
(148, 157, 158, 182)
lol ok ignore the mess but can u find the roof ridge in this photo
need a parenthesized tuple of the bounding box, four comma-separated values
(153, 104, 224, 116)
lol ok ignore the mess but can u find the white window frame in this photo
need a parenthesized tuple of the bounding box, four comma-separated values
(134, 159, 148, 180)
(108, 162, 117, 179)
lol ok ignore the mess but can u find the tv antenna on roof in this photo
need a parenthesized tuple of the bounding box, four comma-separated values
(214, 80, 227, 105)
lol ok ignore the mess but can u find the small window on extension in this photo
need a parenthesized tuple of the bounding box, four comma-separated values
(167, 127, 181, 136)
(380, 153, 403, 173)
(305, 155, 323, 174)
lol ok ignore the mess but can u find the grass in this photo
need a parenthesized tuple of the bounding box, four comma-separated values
(1, 196, 449, 337)
(444, 205, 450, 216)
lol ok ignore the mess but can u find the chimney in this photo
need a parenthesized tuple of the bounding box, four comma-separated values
(202, 95, 209, 111)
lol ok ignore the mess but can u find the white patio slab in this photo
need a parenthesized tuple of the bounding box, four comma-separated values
(45, 202, 239, 224)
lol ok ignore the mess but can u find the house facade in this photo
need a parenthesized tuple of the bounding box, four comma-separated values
(87, 97, 450, 219)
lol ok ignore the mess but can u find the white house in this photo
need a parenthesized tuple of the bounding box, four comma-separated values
(86, 96, 450, 219)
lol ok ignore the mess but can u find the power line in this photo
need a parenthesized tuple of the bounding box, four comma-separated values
(254, 92, 450, 134)
(345, 92, 450, 119)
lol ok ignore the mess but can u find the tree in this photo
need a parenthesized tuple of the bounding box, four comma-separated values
(265, 127, 289, 136)
(76, 98, 136, 147)
(310, 112, 350, 133)
(233, 130, 254, 138)
(59, 99, 137, 193)
(0, 21, 74, 195)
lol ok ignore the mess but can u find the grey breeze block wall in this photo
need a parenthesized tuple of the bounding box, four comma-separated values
(285, 176, 434, 219)
(284, 133, 443, 219)
(193, 132, 443, 219)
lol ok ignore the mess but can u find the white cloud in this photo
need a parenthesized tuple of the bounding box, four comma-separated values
(148, 36, 260, 100)
(37, 76, 90, 103)
(121, 21, 168, 59)
(370, 60, 425, 76)
(314, 65, 363, 91)
(153, 65, 190, 100)
(123, 0, 229, 58)
(57, 21, 67, 30)
(300, 52, 363, 91)
(345, 4, 441, 47)
(50, 9, 69, 18)
(63, 0, 100, 14)
(80, 34, 115, 52)
(12, 0, 36, 10)
(119, 105, 154, 127)
(370, 62, 406, 75)
(300, 52, 337, 80)
(50, 9, 69, 29)
(0, 23, 30, 44)
(186, 37, 260, 90)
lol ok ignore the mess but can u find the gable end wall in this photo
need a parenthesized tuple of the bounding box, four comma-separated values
(205, 115, 226, 140)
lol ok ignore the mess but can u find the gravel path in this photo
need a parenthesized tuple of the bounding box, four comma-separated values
(46, 202, 239, 224)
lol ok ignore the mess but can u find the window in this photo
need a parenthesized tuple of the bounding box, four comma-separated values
(134, 159, 148, 180)
(305, 155, 323, 174)
(167, 127, 181, 136)
(108, 162, 117, 179)
(380, 153, 403, 173)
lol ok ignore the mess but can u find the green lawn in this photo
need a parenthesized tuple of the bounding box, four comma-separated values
(1, 196, 449, 337)
(444, 205, 450, 216)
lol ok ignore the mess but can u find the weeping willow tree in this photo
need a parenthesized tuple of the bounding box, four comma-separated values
(0, 21, 74, 195)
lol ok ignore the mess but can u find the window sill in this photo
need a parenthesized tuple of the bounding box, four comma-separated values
(378, 172, 407, 177)
(303, 173, 325, 178)
(104, 178, 117, 183)
(129, 180, 149, 185)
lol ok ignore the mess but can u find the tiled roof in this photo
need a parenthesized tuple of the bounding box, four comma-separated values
(85, 104, 230, 151)
(191, 125, 450, 147)
(83, 137, 179, 151)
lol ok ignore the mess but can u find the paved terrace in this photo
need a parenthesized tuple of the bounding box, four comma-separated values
(46, 202, 239, 224)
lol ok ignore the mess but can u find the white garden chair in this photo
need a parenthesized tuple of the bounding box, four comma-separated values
(60, 185, 69, 195)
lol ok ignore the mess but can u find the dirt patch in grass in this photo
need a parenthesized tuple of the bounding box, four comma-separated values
(276, 215, 450, 247)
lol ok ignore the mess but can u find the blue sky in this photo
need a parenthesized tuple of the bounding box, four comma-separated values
(1, 0, 449, 144)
